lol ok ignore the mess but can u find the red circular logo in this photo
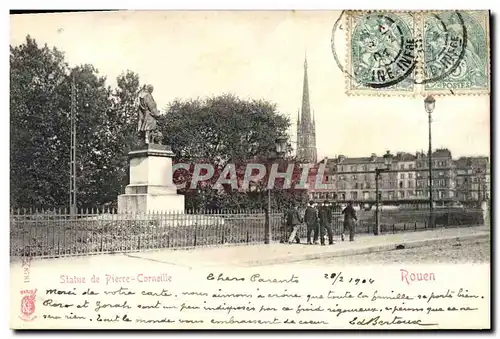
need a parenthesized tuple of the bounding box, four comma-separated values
(21, 295, 35, 316)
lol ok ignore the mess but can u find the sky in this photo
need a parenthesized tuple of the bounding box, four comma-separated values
(10, 10, 490, 159)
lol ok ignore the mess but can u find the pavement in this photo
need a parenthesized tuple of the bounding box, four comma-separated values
(125, 225, 490, 268)
(10, 225, 490, 270)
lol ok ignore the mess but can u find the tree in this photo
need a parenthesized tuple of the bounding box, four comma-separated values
(104, 70, 143, 203)
(160, 94, 309, 210)
(10, 36, 71, 208)
(162, 94, 290, 165)
(10, 36, 140, 209)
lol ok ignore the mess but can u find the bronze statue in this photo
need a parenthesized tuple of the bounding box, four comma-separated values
(137, 84, 163, 144)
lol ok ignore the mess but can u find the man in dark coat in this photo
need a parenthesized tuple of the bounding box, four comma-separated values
(285, 202, 303, 244)
(304, 201, 319, 244)
(342, 201, 357, 241)
(137, 84, 161, 144)
(319, 200, 334, 245)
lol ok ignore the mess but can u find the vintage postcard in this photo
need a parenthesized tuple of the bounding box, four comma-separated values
(9, 10, 490, 330)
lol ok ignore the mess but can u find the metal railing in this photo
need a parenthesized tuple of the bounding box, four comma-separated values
(338, 207, 485, 235)
(10, 207, 485, 259)
(10, 208, 285, 259)
(283, 207, 485, 241)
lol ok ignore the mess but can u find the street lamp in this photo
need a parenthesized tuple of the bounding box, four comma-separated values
(275, 135, 288, 157)
(374, 150, 393, 235)
(424, 95, 435, 227)
(265, 135, 289, 244)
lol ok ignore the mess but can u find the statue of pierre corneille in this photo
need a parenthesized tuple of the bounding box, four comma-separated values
(137, 84, 163, 145)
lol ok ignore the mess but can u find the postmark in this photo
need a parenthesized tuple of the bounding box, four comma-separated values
(345, 11, 418, 96)
(19, 288, 37, 322)
(422, 11, 490, 94)
(340, 10, 490, 96)
(350, 12, 417, 89)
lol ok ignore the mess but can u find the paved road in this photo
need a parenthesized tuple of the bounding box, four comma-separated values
(274, 234, 490, 266)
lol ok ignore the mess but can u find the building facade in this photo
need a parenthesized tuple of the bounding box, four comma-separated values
(308, 149, 488, 206)
(296, 56, 317, 164)
(454, 156, 490, 204)
(415, 148, 456, 201)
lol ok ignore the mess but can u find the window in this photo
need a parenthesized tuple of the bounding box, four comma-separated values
(340, 193, 346, 201)
(351, 192, 358, 200)
(352, 175, 357, 180)
(400, 164, 405, 170)
(363, 191, 370, 200)
(408, 190, 414, 196)
(408, 173, 413, 179)
(350, 166, 356, 172)
(366, 182, 371, 189)
(399, 191, 405, 198)
(400, 173, 405, 179)
(409, 164, 414, 169)
(399, 181, 404, 189)
(408, 181, 414, 188)
(362, 165, 368, 171)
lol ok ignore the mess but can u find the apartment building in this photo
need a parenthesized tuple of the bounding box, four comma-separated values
(309, 148, 473, 205)
(454, 156, 490, 203)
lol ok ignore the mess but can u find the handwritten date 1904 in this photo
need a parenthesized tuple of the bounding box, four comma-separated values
(324, 272, 374, 286)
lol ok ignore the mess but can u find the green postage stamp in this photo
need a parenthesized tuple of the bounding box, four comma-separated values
(344, 10, 490, 96)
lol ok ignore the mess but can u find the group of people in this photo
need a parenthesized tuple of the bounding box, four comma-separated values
(283, 200, 358, 245)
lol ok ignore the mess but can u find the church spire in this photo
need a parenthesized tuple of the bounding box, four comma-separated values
(301, 54, 311, 124)
(296, 53, 317, 164)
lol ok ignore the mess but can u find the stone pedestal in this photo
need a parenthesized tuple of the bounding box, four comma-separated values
(118, 144, 185, 214)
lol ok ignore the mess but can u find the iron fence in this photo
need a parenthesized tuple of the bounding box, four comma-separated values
(352, 207, 485, 234)
(10, 207, 485, 259)
(10, 209, 285, 259)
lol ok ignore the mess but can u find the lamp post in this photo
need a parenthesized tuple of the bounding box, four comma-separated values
(424, 95, 436, 227)
(265, 135, 288, 244)
(374, 151, 393, 236)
